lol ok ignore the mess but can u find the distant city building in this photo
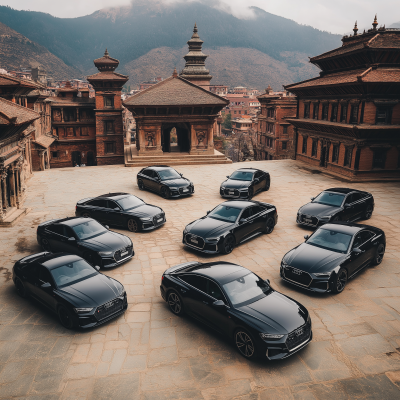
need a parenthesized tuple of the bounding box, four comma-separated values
(232, 118, 256, 135)
(286, 18, 400, 181)
(209, 85, 229, 96)
(139, 77, 163, 91)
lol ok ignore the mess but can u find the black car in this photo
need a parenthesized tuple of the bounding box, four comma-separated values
(37, 217, 134, 268)
(137, 166, 194, 199)
(297, 188, 374, 228)
(220, 168, 270, 199)
(75, 192, 165, 232)
(281, 222, 386, 294)
(13, 252, 127, 329)
(160, 261, 312, 360)
(183, 200, 278, 254)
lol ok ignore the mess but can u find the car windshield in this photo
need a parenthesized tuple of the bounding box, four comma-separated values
(116, 195, 144, 211)
(208, 205, 241, 222)
(158, 168, 181, 181)
(307, 228, 352, 253)
(229, 171, 254, 181)
(50, 259, 97, 288)
(313, 192, 345, 207)
(223, 272, 270, 307)
(72, 220, 107, 240)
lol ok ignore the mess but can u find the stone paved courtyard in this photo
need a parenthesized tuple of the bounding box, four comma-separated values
(0, 160, 400, 400)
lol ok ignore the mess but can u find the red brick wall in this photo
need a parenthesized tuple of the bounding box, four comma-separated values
(49, 141, 96, 168)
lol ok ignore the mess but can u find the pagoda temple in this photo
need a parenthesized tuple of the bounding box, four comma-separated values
(285, 17, 400, 181)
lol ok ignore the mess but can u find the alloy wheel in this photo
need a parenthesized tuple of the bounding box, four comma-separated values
(235, 331, 255, 358)
(248, 188, 254, 199)
(161, 187, 170, 199)
(264, 217, 275, 234)
(223, 235, 235, 254)
(41, 238, 51, 252)
(168, 292, 182, 315)
(375, 244, 385, 265)
(365, 206, 373, 219)
(128, 219, 139, 232)
(336, 269, 347, 293)
(138, 180, 144, 190)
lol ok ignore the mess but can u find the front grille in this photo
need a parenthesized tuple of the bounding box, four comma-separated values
(95, 298, 123, 321)
(300, 214, 318, 226)
(283, 266, 312, 287)
(286, 322, 311, 351)
(179, 186, 192, 195)
(224, 188, 239, 197)
(153, 213, 165, 227)
(114, 245, 133, 262)
(185, 234, 205, 249)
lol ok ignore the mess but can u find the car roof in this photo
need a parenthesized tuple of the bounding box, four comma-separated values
(182, 262, 250, 285)
(146, 165, 173, 171)
(236, 168, 258, 173)
(96, 192, 130, 199)
(39, 253, 83, 270)
(55, 217, 94, 227)
(221, 200, 259, 209)
(319, 222, 365, 235)
(325, 188, 359, 194)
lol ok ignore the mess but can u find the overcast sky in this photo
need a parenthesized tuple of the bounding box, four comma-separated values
(1, 0, 398, 34)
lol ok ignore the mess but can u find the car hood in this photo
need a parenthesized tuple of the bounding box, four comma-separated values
(284, 243, 347, 273)
(82, 231, 131, 252)
(163, 178, 190, 188)
(222, 179, 251, 190)
(185, 217, 233, 238)
(299, 202, 340, 218)
(238, 291, 307, 334)
(128, 204, 163, 218)
(58, 274, 123, 307)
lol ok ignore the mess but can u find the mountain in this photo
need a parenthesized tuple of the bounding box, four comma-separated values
(0, 1, 342, 88)
(0, 21, 82, 79)
(390, 21, 400, 28)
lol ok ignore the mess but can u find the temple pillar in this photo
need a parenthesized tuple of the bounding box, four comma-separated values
(1, 170, 7, 211)
(207, 123, 214, 150)
(9, 167, 16, 207)
(190, 124, 196, 153)
(61, 108, 64, 122)
(76, 108, 80, 122)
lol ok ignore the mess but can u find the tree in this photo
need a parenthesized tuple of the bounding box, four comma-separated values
(222, 113, 232, 130)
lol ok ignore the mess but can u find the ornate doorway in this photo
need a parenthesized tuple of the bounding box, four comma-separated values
(161, 123, 190, 153)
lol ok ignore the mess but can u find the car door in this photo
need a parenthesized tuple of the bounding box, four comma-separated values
(23, 262, 40, 298)
(105, 200, 125, 226)
(348, 232, 369, 276)
(87, 199, 109, 223)
(351, 193, 367, 220)
(253, 171, 264, 193)
(36, 266, 58, 311)
(342, 194, 355, 221)
(45, 224, 67, 252)
(357, 230, 376, 268)
(61, 225, 80, 255)
(140, 170, 153, 190)
(150, 170, 162, 193)
(234, 207, 254, 243)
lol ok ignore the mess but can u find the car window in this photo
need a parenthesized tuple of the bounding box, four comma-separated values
(206, 280, 226, 301)
(208, 205, 241, 223)
(358, 231, 374, 244)
(241, 208, 252, 220)
(50, 259, 97, 288)
(39, 266, 53, 284)
(179, 274, 207, 293)
(250, 205, 263, 215)
(141, 170, 153, 178)
(352, 193, 365, 202)
(116, 196, 144, 211)
(307, 228, 352, 253)
(107, 200, 121, 210)
(63, 226, 75, 239)
(158, 168, 181, 180)
(352, 233, 363, 249)
(229, 171, 254, 181)
(72, 220, 107, 240)
(46, 224, 65, 236)
(254, 171, 263, 179)
(345, 194, 355, 205)
(89, 199, 108, 208)
(313, 192, 345, 207)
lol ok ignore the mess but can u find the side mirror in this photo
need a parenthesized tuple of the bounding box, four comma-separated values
(240, 218, 247, 224)
(179, 173, 183, 177)
(94, 265, 100, 271)
(68, 237, 76, 242)
(311, 197, 315, 201)
(226, 175, 230, 179)
(254, 178, 259, 183)
(304, 235, 309, 240)
(264, 279, 270, 285)
(41, 282, 51, 289)
(206, 211, 210, 215)
(105, 225, 109, 229)
(344, 203, 351, 208)
(213, 300, 226, 308)
(352, 247, 362, 254)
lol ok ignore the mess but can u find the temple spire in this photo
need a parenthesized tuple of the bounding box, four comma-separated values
(104, 48, 109, 57)
(173, 67, 178, 78)
(372, 14, 378, 30)
(353, 21, 358, 36)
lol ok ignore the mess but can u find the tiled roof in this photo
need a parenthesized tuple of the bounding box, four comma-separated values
(48, 97, 95, 106)
(123, 76, 229, 107)
(34, 135, 55, 148)
(0, 73, 45, 89)
(86, 71, 128, 81)
(362, 69, 400, 82)
(0, 97, 39, 125)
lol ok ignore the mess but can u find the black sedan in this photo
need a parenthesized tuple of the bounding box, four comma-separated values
(37, 217, 134, 268)
(13, 252, 127, 329)
(281, 222, 385, 294)
(160, 261, 312, 360)
(220, 168, 270, 199)
(297, 188, 374, 228)
(75, 192, 165, 232)
(183, 200, 277, 254)
(137, 166, 194, 199)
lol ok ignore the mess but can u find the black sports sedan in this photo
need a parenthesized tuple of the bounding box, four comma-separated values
(183, 200, 278, 254)
(137, 166, 194, 199)
(37, 217, 134, 268)
(297, 188, 374, 228)
(281, 222, 385, 294)
(220, 168, 270, 199)
(13, 252, 127, 329)
(75, 192, 165, 232)
(160, 261, 312, 360)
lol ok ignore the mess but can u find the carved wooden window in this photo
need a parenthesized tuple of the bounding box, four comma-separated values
(283, 126, 288, 134)
(105, 142, 116, 154)
(311, 140, 318, 157)
(331, 104, 338, 122)
(52, 151, 59, 158)
(332, 145, 339, 163)
(302, 136, 307, 154)
(104, 96, 114, 108)
(66, 127, 75, 137)
(349, 105, 359, 124)
(64, 109, 76, 122)
(322, 104, 329, 120)
(81, 127, 89, 136)
(372, 149, 387, 169)
(340, 104, 348, 123)
(313, 104, 319, 120)
(304, 103, 310, 118)
(282, 141, 287, 150)
(344, 147, 353, 167)
(104, 121, 114, 134)
(376, 107, 392, 125)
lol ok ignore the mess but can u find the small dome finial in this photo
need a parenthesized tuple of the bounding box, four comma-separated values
(194, 23, 198, 33)
(173, 67, 178, 78)
(372, 14, 378, 30)
(353, 21, 358, 36)
(104, 48, 109, 57)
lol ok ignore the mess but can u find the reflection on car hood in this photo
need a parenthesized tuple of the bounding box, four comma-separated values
(238, 291, 307, 334)
(222, 179, 251, 190)
(58, 274, 122, 307)
(299, 202, 340, 217)
(128, 204, 162, 218)
(82, 231, 131, 252)
(163, 178, 189, 188)
(186, 217, 233, 237)
(284, 243, 347, 273)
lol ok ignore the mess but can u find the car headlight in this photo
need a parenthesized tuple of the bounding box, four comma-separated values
(314, 271, 332, 277)
(117, 289, 126, 299)
(239, 188, 248, 191)
(98, 251, 113, 257)
(319, 216, 331, 221)
(207, 237, 220, 242)
(140, 217, 152, 222)
(183, 228, 188, 235)
(281, 260, 288, 268)
(169, 187, 178, 190)
(74, 307, 93, 314)
(259, 333, 284, 340)
(221, 186, 225, 190)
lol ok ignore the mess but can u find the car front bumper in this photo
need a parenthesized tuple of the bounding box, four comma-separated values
(169, 186, 194, 198)
(101, 252, 134, 268)
(220, 188, 250, 199)
(182, 233, 220, 254)
(280, 265, 331, 293)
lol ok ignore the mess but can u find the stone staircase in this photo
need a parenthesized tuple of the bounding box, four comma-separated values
(124, 145, 232, 167)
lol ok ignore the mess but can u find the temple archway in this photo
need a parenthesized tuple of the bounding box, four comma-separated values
(161, 123, 190, 153)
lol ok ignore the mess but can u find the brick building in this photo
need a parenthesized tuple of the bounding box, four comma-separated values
(285, 18, 400, 181)
(232, 118, 256, 135)
(256, 85, 297, 160)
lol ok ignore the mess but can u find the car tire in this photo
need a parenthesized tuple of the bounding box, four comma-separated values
(373, 243, 385, 266)
(161, 187, 170, 199)
(167, 290, 184, 316)
(331, 268, 347, 294)
(264, 217, 275, 234)
(221, 234, 235, 254)
(234, 329, 258, 359)
(138, 180, 145, 190)
(57, 305, 75, 329)
(247, 187, 254, 199)
(41, 237, 51, 252)
(364, 205, 373, 220)
(127, 218, 140, 232)
(82, 212, 91, 218)
(15, 277, 28, 298)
